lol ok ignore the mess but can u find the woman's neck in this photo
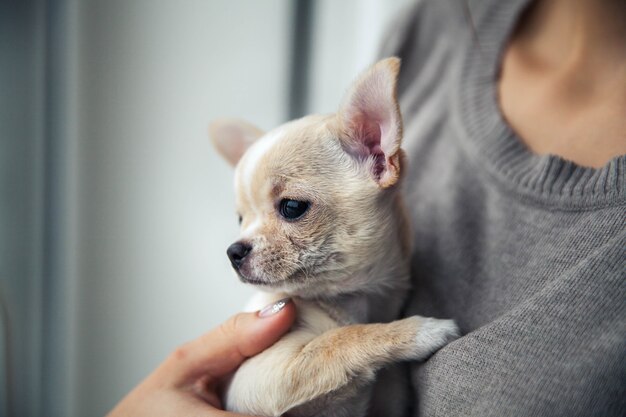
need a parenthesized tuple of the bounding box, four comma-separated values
(497, 0, 626, 168)
(516, 0, 626, 73)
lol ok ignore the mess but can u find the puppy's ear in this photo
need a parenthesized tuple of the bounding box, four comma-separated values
(338, 57, 403, 188)
(209, 119, 265, 166)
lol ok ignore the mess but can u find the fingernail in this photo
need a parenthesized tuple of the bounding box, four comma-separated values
(258, 298, 291, 318)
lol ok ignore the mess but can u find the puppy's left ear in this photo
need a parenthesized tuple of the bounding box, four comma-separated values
(209, 118, 265, 166)
(338, 57, 403, 188)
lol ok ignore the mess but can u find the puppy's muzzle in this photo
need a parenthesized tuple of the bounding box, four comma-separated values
(227, 241, 252, 270)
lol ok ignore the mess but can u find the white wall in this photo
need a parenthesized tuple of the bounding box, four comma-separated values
(60, 1, 413, 416)
(72, 1, 290, 415)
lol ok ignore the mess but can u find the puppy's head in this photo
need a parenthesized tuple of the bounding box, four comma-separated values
(210, 58, 406, 297)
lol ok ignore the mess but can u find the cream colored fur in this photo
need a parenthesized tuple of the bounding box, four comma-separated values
(228, 297, 457, 417)
(210, 58, 459, 417)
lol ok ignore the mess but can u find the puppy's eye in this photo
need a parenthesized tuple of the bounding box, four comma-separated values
(279, 199, 309, 220)
(237, 214, 242, 225)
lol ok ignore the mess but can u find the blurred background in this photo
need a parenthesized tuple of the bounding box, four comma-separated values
(0, 0, 412, 416)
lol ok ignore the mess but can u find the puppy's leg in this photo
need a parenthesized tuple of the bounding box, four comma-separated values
(226, 316, 459, 417)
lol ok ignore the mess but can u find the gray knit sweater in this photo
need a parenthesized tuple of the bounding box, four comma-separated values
(379, 0, 626, 416)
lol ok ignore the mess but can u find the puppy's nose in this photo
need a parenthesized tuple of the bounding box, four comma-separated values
(227, 241, 252, 269)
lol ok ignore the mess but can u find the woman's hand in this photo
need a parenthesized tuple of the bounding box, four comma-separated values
(107, 298, 296, 417)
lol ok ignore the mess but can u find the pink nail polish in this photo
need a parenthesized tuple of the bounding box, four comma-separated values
(258, 298, 291, 318)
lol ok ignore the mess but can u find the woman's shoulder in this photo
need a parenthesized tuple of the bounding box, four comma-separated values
(378, 0, 487, 104)
(378, 0, 495, 58)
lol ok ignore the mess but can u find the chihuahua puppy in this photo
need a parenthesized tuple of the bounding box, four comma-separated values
(210, 58, 459, 417)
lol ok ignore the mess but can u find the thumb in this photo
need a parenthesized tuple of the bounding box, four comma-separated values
(164, 298, 296, 385)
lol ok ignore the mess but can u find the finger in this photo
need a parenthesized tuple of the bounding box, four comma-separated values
(193, 408, 255, 417)
(163, 298, 296, 385)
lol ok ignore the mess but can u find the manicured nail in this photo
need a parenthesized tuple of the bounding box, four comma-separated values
(258, 298, 291, 318)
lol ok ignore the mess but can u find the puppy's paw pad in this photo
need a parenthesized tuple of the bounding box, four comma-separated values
(412, 317, 460, 360)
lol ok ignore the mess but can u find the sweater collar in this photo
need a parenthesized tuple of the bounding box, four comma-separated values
(453, 0, 625, 209)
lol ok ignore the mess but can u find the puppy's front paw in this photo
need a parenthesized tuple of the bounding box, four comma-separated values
(412, 317, 460, 360)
